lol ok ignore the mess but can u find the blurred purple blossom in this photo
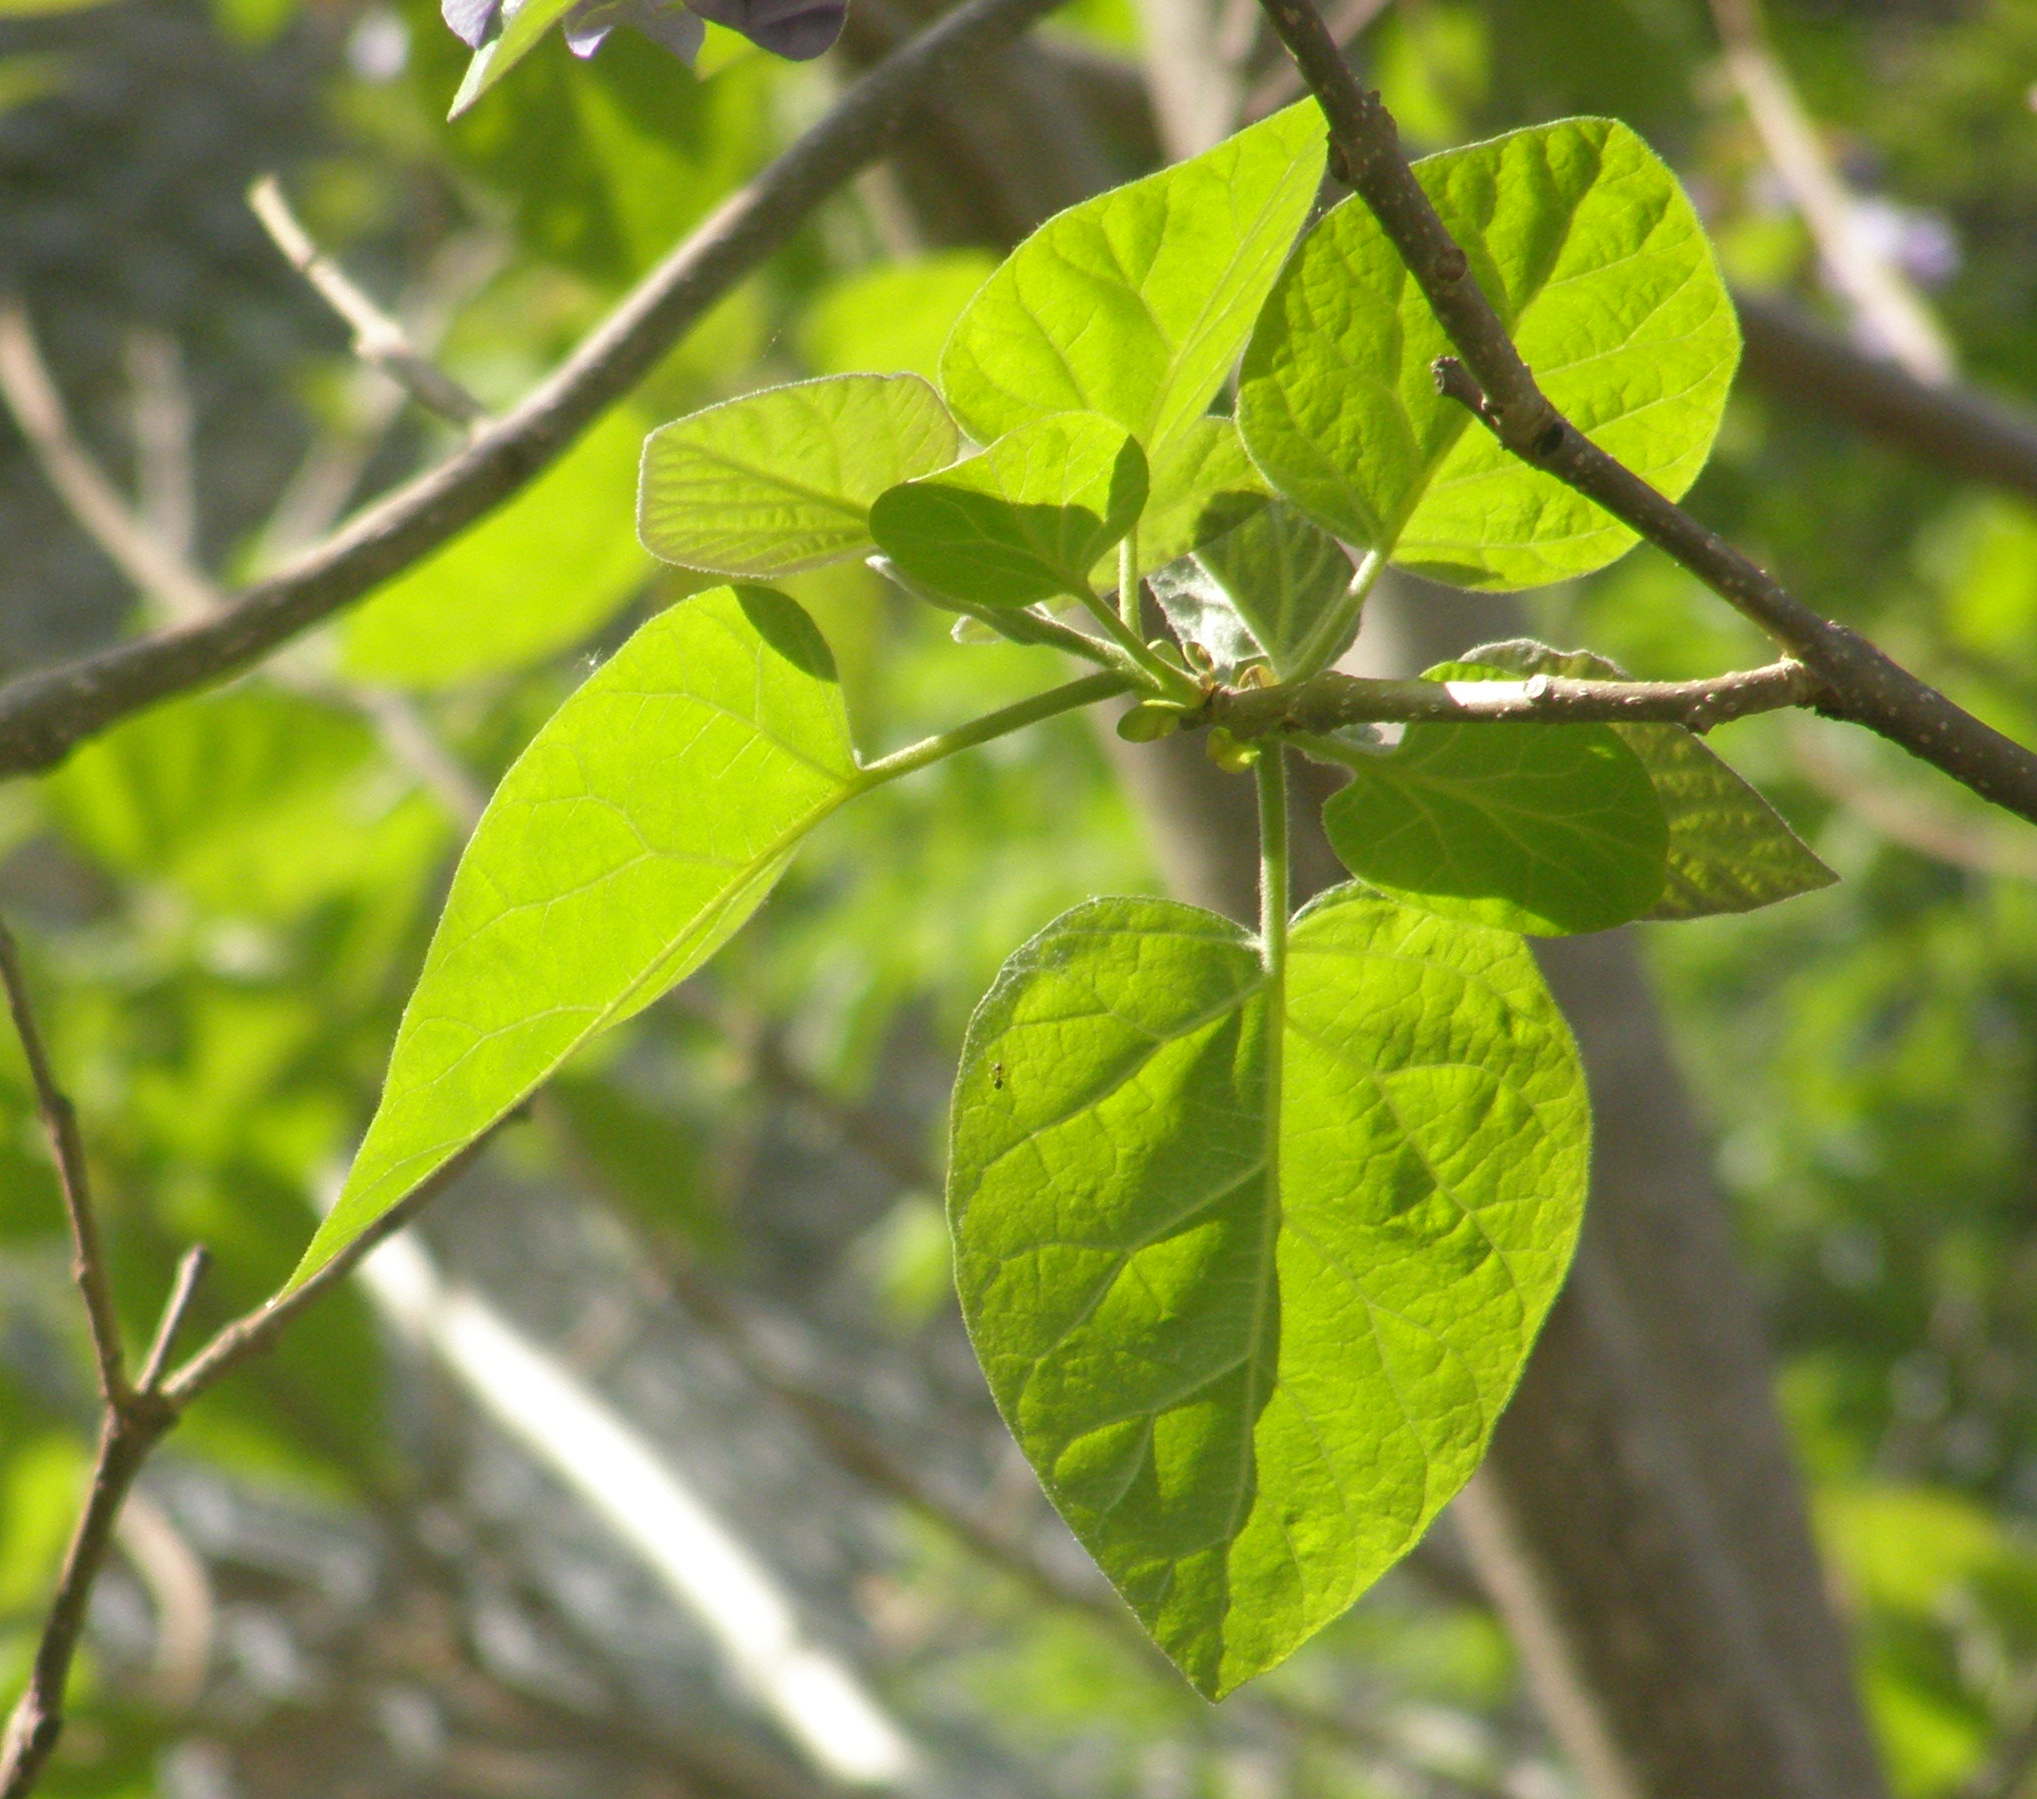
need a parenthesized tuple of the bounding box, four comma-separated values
(441, 0, 844, 67)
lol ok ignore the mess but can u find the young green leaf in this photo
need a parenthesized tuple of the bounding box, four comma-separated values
(1238, 117, 1740, 590)
(1129, 415, 1272, 576)
(1321, 670, 1670, 934)
(1149, 501, 1360, 680)
(639, 374, 959, 578)
(869, 413, 1148, 607)
(1464, 640, 1837, 916)
(951, 888, 1588, 1697)
(292, 586, 858, 1287)
(940, 102, 1324, 459)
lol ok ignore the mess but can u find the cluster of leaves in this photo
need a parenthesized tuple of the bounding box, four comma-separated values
(284, 100, 1842, 1696)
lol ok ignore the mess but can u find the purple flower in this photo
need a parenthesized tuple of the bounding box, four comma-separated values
(441, 0, 845, 67)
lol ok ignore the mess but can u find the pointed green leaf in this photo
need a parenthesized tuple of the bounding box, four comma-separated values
(951, 888, 1588, 1696)
(449, 0, 580, 119)
(639, 374, 959, 579)
(1464, 640, 1837, 917)
(869, 413, 1148, 607)
(1149, 501, 1359, 680)
(1322, 669, 1669, 933)
(940, 102, 1324, 456)
(293, 586, 858, 1286)
(1238, 117, 1740, 590)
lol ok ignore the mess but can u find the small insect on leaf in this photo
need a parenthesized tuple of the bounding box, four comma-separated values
(990, 1061, 1006, 1090)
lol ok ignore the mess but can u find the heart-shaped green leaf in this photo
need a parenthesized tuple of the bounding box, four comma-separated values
(1238, 117, 1740, 590)
(870, 413, 1148, 607)
(951, 888, 1588, 1697)
(293, 586, 858, 1286)
(639, 374, 959, 578)
(1149, 501, 1359, 680)
(941, 102, 1324, 459)
(1321, 666, 1670, 934)
(1464, 641, 1836, 917)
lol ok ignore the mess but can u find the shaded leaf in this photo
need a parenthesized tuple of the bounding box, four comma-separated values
(640, 374, 959, 578)
(1126, 414, 1272, 578)
(1466, 640, 1836, 917)
(1149, 501, 1358, 680)
(870, 413, 1148, 607)
(951, 888, 1588, 1696)
(1238, 117, 1739, 589)
(294, 586, 857, 1285)
(1321, 666, 1669, 933)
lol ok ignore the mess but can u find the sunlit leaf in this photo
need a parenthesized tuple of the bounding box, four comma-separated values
(1238, 117, 1739, 589)
(941, 102, 1324, 458)
(294, 586, 858, 1285)
(639, 374, 959, 578)
(1127, 415, 1271, 578)
(870, 413, 1148, 607)
(951, 888, 1588, 1695)
(450, 0, 582, 118)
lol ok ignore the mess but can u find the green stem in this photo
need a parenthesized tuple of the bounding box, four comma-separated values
(1077, 588, 1200, 701)
(1117, 529, 1141, 633)
(1256, 745, 1291, 972)
(853, 670, 1131, 790)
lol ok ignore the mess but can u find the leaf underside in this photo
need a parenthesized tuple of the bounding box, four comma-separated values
(1462, 641, 1837, 917)
(639, 373, 959, 578)
(950, 888, 1589, 1696)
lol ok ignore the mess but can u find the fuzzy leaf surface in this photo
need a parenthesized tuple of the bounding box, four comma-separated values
(639, 374, 958, 578)
(951, 889, 1588, 1696)
(1238, 117, 1739, 589)
(295, 586, 856, 1285)
(940, 103, 1323, 458)
(1150, 501, 1359, 680)
(1322, 667, 1669, 934)
(1466, 640, 1837, 916)
(870, 413, 1148, 607)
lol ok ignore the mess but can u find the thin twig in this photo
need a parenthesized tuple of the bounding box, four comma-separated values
(1708, 0, 1953, 384)
(136, 1247, 211, 1393)
(0, 1130, 494, 1799)
(124, 329, 200, 564)
(0, 918, 128, 1407)
(1214, 657, 1815, 739)
(1253, 0, 2037, 826)
(249, 176, 492, 432)
(0, 301, 220, 624)
(160, 1134, 493, 1407)
(0, 0, 1075, 783)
